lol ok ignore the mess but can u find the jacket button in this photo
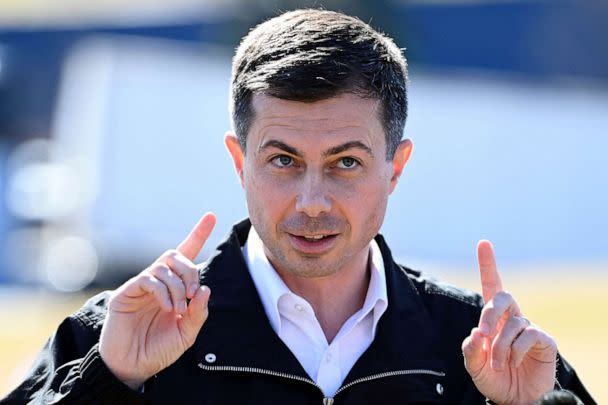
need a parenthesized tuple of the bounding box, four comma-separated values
(436, 383, 444, 395)
(205, 353, 217, 363)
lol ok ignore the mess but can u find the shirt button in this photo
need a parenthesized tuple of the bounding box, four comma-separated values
(325, 353, 332, 362)
(436, 383, 444, 395)
(205, 353, 217, 363)
(295, 304, 304, 312)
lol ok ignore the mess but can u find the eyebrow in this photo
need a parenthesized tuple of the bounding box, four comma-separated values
(258, 139, 373, 157)
(323, 141, 373, 157)
(258, 140, 301, 156)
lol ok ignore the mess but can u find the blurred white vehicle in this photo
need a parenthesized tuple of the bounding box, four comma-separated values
(5, 35, 607, 291)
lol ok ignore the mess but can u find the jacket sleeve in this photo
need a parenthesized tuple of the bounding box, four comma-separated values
(0, 292, 147, 405)
(555, 353, 596, 405)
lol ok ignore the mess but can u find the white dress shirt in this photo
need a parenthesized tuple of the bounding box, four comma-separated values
(243, 227, 388, 397)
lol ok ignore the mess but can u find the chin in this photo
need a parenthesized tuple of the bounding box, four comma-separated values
(292, 252, 352, 277)
(287, 263, 341, 279)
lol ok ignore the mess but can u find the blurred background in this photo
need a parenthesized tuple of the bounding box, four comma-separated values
(0, 0, 606, 401)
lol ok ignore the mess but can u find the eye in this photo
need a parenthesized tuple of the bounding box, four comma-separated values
(271, 155, 294, 167)
(336, 157, 359, 169)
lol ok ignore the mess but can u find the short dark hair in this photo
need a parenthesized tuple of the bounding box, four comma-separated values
(230, 9, 408, 159)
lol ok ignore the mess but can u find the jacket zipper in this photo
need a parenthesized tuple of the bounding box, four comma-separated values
(329, 369, 446, 403)
(198, 363, 445, 404)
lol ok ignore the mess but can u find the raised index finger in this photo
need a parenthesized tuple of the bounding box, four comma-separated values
(477, 239, 503, 303)
(177, 212, 217, 261)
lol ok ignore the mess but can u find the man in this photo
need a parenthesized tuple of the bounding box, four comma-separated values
(2, 9, 594, 405)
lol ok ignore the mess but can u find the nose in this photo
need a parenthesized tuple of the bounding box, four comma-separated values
(295, 172, 332, 217)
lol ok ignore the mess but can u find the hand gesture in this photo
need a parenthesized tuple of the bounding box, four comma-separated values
(462, 240, 557, 405)
(99, 213, 216, 389)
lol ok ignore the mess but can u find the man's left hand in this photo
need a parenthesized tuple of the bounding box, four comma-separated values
(462, 240, 557, 405)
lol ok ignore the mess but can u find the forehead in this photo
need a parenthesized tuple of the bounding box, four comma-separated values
(248, 93, 385, 153)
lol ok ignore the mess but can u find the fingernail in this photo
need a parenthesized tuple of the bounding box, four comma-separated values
(492, 360, 503, 371)
(180, 301, 187, 313)
(190, 284, 198, 296)
(480, 323, 490, 335)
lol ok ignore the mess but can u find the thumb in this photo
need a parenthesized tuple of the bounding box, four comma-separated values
(462, 327, 488, 378)
(180, 285, 211, 342)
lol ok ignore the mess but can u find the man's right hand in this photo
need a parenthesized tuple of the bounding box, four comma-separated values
(99, 212, 216, 390)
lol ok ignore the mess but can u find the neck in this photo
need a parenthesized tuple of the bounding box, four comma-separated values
(278, 250, 371, 343)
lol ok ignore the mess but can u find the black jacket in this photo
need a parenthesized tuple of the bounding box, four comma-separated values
(2, 220, 595, 404)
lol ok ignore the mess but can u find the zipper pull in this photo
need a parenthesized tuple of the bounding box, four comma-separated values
(322, 398, 334, 405)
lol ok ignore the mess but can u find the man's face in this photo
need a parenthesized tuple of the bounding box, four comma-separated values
(226, 93, 411, 279)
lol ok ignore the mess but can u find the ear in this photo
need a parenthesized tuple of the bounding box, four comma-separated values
(388, 139, 413, 194)
(224, 131, 245, 187)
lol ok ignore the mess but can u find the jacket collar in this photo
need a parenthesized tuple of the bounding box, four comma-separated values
(193, 219, 445, 381)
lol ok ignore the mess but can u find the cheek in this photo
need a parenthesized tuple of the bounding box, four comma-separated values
(244, 167, 294, 221)
(340, 172, 390, 229)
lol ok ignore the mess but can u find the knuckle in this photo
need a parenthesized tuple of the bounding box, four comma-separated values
(165, 254, 179, 270)
(525, 325, 539, 336)
(166, 253, 196, 275)
(162, 250, 181, 266)
(182, 269, 199, 285)
(461, 339, 473, 355)
(143, 270, 159, 280)
(168, 275, 185, 290)
(163, 256, 175, 268)
(149, 263, 171, 277)
(143, 276, 163, 293)
(480, 304, 494, 318)
(164, 249, 179, 258)
(526, 326, 544, 341)
(496, 290, 513, 304)
(167, 274, 186, 292)
(513, 329, 535, 348)
(517, 317, 529, 329)
(184, 265, 198, 278)
(135, 273, 154, 289)
(507, 316, 526, 330)
(140, 273, 155, 286)
(152, 277, 167, 290)
(479, 307, 497, 326)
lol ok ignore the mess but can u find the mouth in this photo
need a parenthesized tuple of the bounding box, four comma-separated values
(287, 233, 339, 255)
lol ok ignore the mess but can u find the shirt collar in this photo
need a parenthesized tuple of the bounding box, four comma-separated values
(243, 226, 291, 334)
(364, 238, 388, 334)
(243, 226, 388, 334)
